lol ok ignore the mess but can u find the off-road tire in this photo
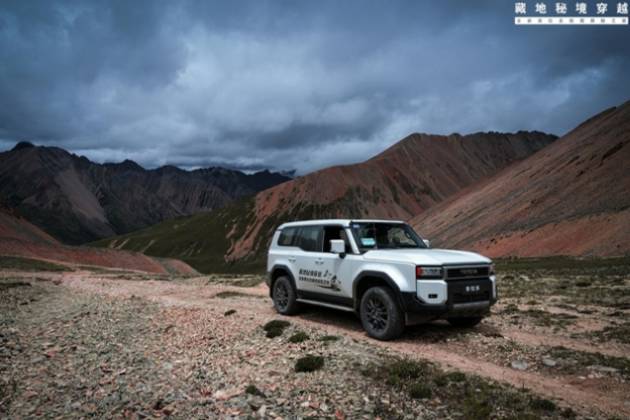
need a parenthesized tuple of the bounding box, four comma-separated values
(272, 276, 300, 315)
(359, 286, 405, 340)
(447, 316, 483, 328)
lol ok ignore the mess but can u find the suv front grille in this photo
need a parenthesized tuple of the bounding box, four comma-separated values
(445, 265, 490, 280)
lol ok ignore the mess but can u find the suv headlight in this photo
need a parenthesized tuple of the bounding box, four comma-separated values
(416, 266, 443, 279)
(489, 263, 496, 276)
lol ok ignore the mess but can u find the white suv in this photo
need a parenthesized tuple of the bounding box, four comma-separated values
(266, 219, 497, 340)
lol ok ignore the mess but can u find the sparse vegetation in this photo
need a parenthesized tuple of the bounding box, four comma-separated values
(317, 335, 340, 342)
(0, 280, 31, 291)
(0, 256, 69, 272)
(295, 355, 324, 373)
(546, 346, 630, 379)
(288, 331, 309, 343)
(496, 256, 630, 275)
(408, 382, 432, 399)
(215, 291, 250, 299)
(263, 320, 290, 338)
(593, 322, 630, 344)
(363, 357, 562, 419)
(223, 309, 236, 316)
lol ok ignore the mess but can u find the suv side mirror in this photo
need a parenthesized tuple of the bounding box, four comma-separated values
(330, 239, 346, 258)
(423, 239, 431, 248)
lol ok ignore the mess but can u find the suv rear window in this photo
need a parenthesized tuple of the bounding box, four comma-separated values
(278, 227, 298, 246)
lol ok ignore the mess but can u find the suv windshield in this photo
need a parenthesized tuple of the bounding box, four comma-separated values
(350, 222, 427, 251)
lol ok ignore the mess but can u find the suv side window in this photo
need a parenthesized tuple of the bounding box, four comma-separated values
(296, 226, 323, 252)
(278, 227, 298, 246)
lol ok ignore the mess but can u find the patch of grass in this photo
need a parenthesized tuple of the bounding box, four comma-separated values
(369, 358, 431, 388)
(462, 394, 492, 420)
(593, 322, 630, 344)
(288, 331, 309, 343)
(530, 397, 556, 411)
(364, 356, 561, 419)
(317, 335, 340, 342)
(547, 346, 630, 379)
(0, 280, 31, 291)
(0, 256, 69, 272)
(496, 256, 630, 275)
(502, 305, 577, 328)
(263, 320, 290, 338)
(408, 382, 432, 399)
(215, 291, 249, 299)
(245, 384, 265, 397)
(223, 309, 236, 316)
(206, 274, 265, 287)
(441, 371, 467, 383)
(295, 355, 324, 373)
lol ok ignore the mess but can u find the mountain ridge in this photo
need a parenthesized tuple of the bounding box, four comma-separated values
(0, 143, 290, 244)
(94, 130, 557, 272)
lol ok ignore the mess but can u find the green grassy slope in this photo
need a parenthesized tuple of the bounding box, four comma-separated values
(91, 190, 372, 274)
(92, 198, 260, 274)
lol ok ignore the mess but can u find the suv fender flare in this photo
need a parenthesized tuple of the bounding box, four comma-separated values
(352, 270, 405, 311)
(268, 264, 297, 297)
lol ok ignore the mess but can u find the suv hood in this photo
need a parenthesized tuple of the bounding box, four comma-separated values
(363, 248, 491, 266)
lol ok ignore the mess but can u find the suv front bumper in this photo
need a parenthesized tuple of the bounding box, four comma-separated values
(403, 277, 497, 324)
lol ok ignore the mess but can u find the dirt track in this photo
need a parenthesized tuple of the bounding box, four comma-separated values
(34, 270, 629, 418)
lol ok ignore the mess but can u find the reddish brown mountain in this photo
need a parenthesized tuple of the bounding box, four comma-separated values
(226, 131, 555, 261)
(0, 143, 290, 244)
(0, 206, 196, 274)
(97, 130, 555, 272)
(411, 101, 630, 257)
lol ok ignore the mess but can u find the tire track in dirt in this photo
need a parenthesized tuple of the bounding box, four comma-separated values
(59, 274, 630, 418)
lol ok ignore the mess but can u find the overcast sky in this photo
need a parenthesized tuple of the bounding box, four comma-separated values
(1, 1, 629, 174)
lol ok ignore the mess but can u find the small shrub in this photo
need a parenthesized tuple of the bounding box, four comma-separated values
(462, 395, 492, 420)
(386, 359, 430, 386)
(531, 397, 556, 411)
(288, 331, 309, 343)
(444, 371, 467, 383)
(215, 291, 248, 299)
(245, 384, 265, 397)
(224, 309, 236, 316)
(263, 320, 290, 338)
(318, 335, 340, 342)
(434, 375, 448, 387)
(295, 355, 324, 373)
(408, 382, 432, 399)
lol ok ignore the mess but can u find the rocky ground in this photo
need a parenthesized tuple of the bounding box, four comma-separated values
(1, 257, 629, 419)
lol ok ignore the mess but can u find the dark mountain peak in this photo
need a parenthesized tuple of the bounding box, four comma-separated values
(12, 141, 35, 151)
(155, 164, 183, 174)
(116, 159, 143, 171)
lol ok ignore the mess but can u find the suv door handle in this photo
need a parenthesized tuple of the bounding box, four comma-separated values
(288, 257, 296, 263)
(315, 259, 324, 265)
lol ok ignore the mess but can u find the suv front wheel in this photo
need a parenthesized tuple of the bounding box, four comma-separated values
(360, 286, 405, 340)
(272, 276, 300, 315)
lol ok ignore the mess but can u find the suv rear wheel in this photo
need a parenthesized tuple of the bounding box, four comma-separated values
(447, 316, 483, 328)
(272, 276, 300, 315)
(360, 286, 405, 340)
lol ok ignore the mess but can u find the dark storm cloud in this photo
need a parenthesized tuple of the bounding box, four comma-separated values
(1, 0, 629, 173)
